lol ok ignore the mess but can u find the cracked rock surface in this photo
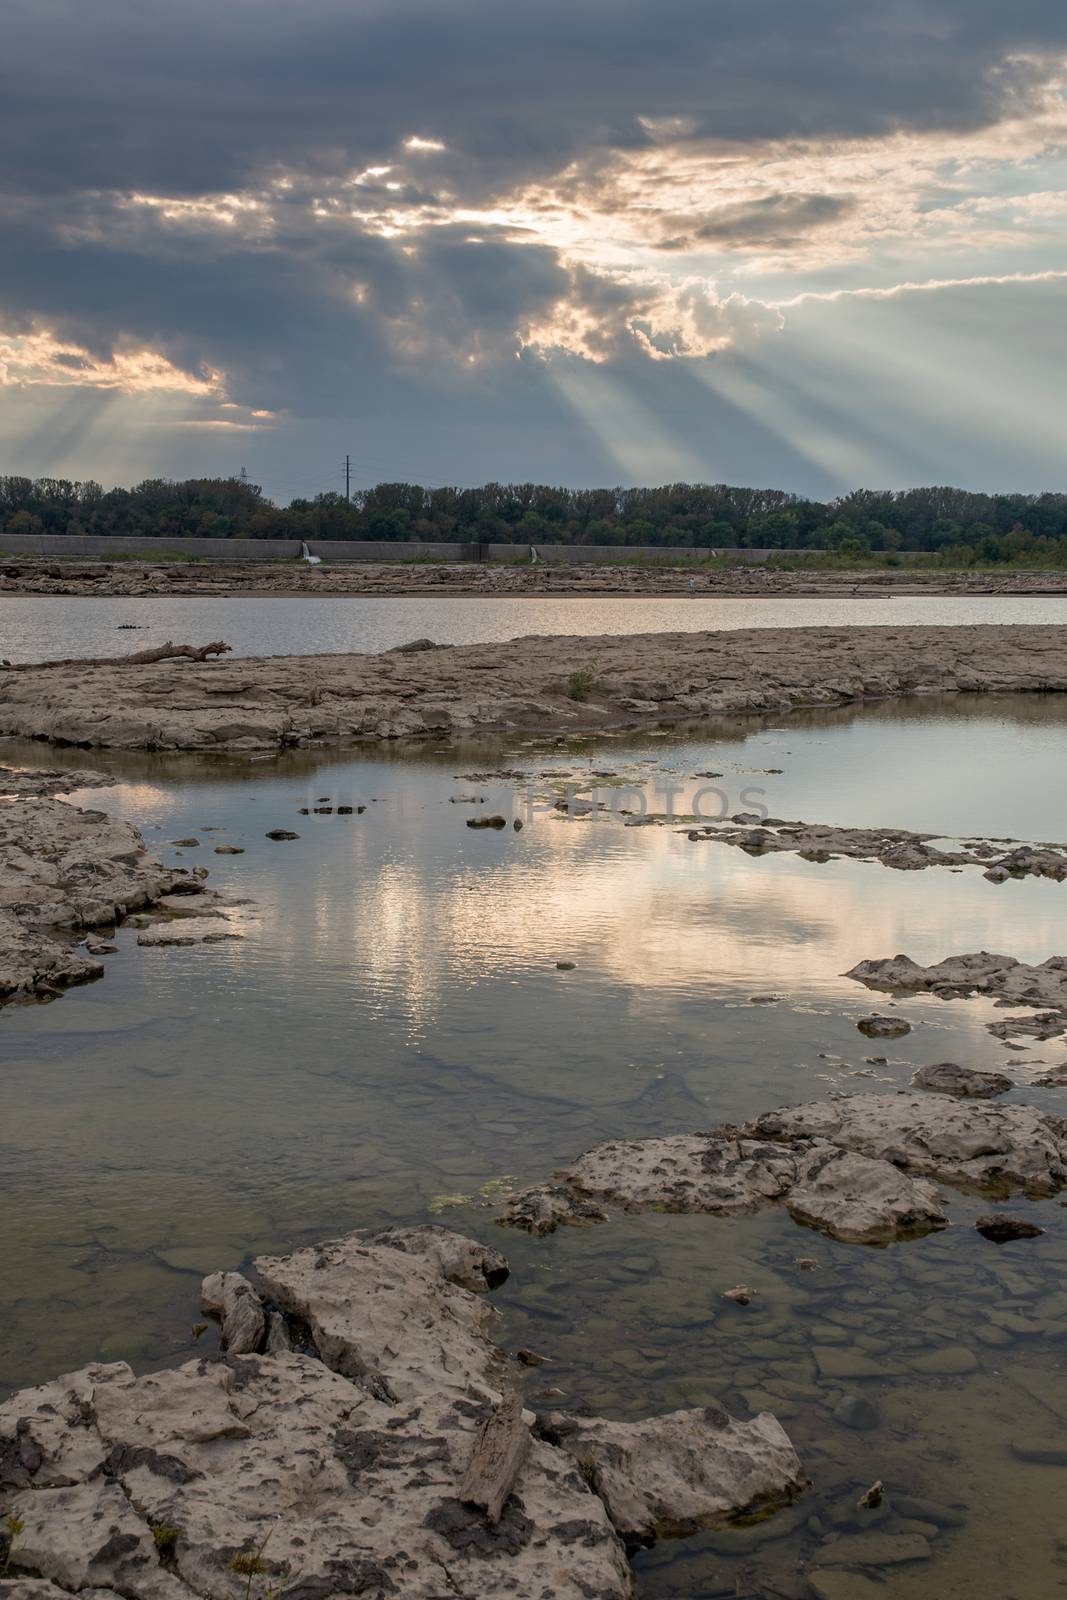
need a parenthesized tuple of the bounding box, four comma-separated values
(1, 1226, 805, 1600)
(2, 624, 1066, 752)
(0, 768, 211, 1006)
(499, 1092, 1067, 1241)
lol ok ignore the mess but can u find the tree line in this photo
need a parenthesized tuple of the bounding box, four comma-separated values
(4, 474, 1067, 563)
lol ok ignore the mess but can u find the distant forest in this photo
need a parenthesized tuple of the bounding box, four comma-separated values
(4, 475, 1067, 562)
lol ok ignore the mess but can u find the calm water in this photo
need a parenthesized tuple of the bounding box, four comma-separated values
(4, 591, 1067, 661)
(3, 699, 1067, 1598)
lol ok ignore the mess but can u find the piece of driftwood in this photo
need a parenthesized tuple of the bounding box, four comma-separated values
(0, 640, 232, 670)
(460, 1390, 530, 1522)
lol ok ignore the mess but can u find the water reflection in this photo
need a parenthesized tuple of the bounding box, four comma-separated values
(2, 698, 1067, 1596)
(6, 591, 1067, 662)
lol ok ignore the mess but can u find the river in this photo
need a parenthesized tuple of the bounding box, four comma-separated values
(2, 695, 1067, 1597)
(5, 591, 1067, 661)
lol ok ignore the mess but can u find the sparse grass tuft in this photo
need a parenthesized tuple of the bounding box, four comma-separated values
(566, 663, 600, 701)
(1, 1513, 25, 1574)
(153, 1522, 179, 1557)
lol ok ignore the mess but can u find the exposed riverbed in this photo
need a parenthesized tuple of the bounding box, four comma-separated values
(3, 695, 1067, 1597)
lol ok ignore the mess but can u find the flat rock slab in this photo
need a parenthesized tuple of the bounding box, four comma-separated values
(501, 1122, 945, 1245)
(501, 1092, 1067, 1244)
(3, 624, 1067, 753)
(685, 815, 1067, 881)
(812, 1532, 932, 1567)
(253, 1224, 511, 1403)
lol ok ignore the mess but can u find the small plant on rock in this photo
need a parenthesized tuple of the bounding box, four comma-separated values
(153, 1521, 179, 1557)
(1, 1513, 25, 1574)
(566, 662, 600, 701)
(229, 1527, 275, 1600)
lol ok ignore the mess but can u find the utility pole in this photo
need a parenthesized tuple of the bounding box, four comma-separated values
(345, 455, 351, 503)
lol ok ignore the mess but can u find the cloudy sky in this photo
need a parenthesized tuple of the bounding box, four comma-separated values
(4, 0, 1067, 501)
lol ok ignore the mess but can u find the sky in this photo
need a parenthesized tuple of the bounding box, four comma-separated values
(3, 0, 1067, 504)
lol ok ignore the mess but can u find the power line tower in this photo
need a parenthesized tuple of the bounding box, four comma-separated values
(344, 455, 351, 503)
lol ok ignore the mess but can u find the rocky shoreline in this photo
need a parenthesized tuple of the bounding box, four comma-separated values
(2, 623, 1067, 753)
(679, 815, 1067, 880)
(0, 1223, 805, 1600)
(3, 558, 1067, 600)
(0, 767, 244, 1006)
(498, 1093, 1067, 1245)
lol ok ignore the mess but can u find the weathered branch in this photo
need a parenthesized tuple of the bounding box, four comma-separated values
(460, 1391, 530, 1523)
(1, 640, 232, 670)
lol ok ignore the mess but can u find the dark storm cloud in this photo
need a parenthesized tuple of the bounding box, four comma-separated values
(4, 0, 1067, 203)
(3, 0, 1067, 456)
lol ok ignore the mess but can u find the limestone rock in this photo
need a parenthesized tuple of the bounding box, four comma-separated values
(502, 1091, 1067, 1245)
(0, 1221, 808, 1598)
(784, 1146, 946, 1243)
(856, 1014, 911, 1039)
(3, 624, 1067, 754)
(0, 786, 204, 1005)
(348, 1222, 509, 1292)
(912, 1062, 1012, 1098)
(537, 1405, 805, 1542)
(848, 951, 1067, 1041)
(200, 1271, 266, 1354)
(252, 1228, 509, 1402)
(749, 1093, 1067, 1197)
(502, 1125, 945, 1245)
(495, 1183, 608, 1236)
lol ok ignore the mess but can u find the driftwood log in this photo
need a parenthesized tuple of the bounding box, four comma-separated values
(460, 1390, 531, 1522)
(0, 641, 232, 670)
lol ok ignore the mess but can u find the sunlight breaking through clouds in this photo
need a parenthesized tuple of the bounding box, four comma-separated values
(0, 330, 223, 396)
(5, 0, 1067, 488)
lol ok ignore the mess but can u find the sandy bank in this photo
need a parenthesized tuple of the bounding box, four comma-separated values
(1, 623, 1066, 753)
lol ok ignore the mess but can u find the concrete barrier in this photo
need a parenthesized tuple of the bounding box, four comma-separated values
(0, 531, 794, 565)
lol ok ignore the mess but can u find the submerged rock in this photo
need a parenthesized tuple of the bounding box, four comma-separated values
(974, 1214, 1045, 1242)
(136, 919, 241, 947)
